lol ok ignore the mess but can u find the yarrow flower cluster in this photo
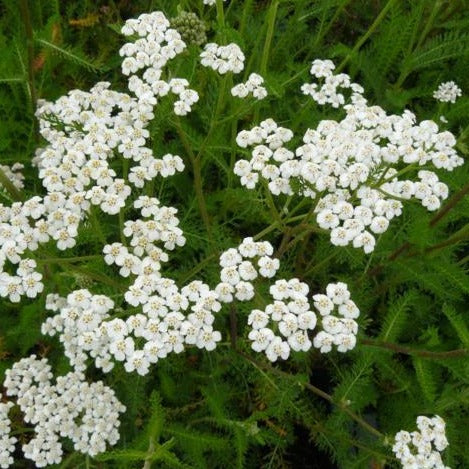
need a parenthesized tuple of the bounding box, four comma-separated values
(393, 415, 450, 469)
(433, 81, 462, 104)
(235, 60, 463, 252)
(301, 59, 366, 108)
(0, 12, 190, 304)
(248, 279, 316, 361)
(231, 73, 268, 100)
(120, 11, 199, 116)
(1, 356, 125, 467)
(312, 282, 359, 353)
(200, 42, 245, 74)
(247, 279, 360, 361)
(217, 237, 280, 302)
(0, 163, 24, 191)
(0, 400, 15, 469)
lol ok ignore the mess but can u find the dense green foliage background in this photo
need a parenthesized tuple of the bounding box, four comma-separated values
(1, 0, 468, 467)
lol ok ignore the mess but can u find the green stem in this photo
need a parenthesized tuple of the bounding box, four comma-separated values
(216, 0, 225, 31)
(253, 213, 308, 240)
(64, 266, 124, 289)
(36, 255, 102, 263)
(19, 0, 37, 119)
(174, 120, 213, 244)
(239, 0, 254, 37)
(263, 183, 283, 228)
(312, 0, 352, 50)
(260, 0, 279, 76)
(395, 1, 441, 89)
(238, 350, 384, 439)
(303, 250, 339, 277)
(361, 338, 468, 359)
(88, 207, 107, 246)
(429, 181, 469, 227)
(337, 0, 398, 72)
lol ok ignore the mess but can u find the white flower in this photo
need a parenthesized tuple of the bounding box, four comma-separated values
(248, 309, 269, 330)
(258, 256, 279, 278)
(235, 281, 255, 301)
(196, 327, 221, 351)
(433, 81, 462, 103)
(248, 327, 274, 352)
(313, 331, 334, 353)
(265, 337, 290, 362)
(124, 350, 150, 375)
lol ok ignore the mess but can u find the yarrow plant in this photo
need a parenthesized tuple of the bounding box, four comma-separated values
(235, 59, 463, 252)
(1, 2, 468, 468)
(393, 416, 450, 469)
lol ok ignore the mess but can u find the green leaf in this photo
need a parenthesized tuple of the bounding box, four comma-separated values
(442, 304, 469, 348)
(379, 290, 417, 342)
(35, 37, 107, 72)
(413, 357, 438, 402)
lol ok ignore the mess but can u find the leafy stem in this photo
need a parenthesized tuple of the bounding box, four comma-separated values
(238, 350, 384, 440)
(361, 338, 468, 359)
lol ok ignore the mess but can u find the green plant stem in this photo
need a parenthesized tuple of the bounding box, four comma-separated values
(260, 0, 279, 76)
(19, 0, 37, 117)
(371, 163, 419, 188)
(216, 0, 225, 30)
(312, 0, 352, 50)
(263, 182, 284, 227)
(143, 437, 156, 469)
(179, 252, 218, 284)
(337, 0, 398, 72)
(252, 213, 310, 241)
(239, 0, 254, 37)
(238, 350, 384, 440)
(394, 1, 441, 88)
(0, 167, 24, 201)
(36, 255, 102, 263)
(65, 266, 125, 289)
(88, 207, 107, 246)
(303, 250, 339, 277)
(408, 226, 469, 257)
(361, 338, 468, 359)
(174, 120, 213, 244)
(429, 181, 469, 227)
(120, 158, 129, 245)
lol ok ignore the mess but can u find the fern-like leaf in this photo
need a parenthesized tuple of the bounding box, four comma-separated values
(379, 290, 417, 342)
(404, 31, 469, 72)
(35, 37, 107, 72)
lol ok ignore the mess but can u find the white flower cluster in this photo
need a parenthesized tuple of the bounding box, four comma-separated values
(235, 60, 463, 253)
(0, 163, 24, 191)
(312, 282, 359, 353)
(301, 59, 366, 108)
(248, 279, 316, 361)
(235, 118, 294, 191)
(200, 43, 245, 74)
(41, 196, 225, 376)
(433, 81, 462, 104)
(2, 356, 125, 467)
(0, 400, 15, 469)
(0, 12, 192, 304)
(231, 73, 268, 100)
(393, 415, 450, 469)
(247, 279, 359, 361)
(120, 11, 199, 116)
(217, 237, 280, 301)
